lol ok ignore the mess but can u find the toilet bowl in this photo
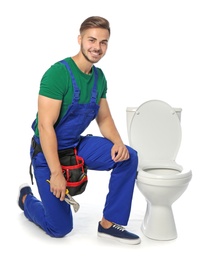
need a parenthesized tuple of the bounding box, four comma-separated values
(126, 100, 192, 241)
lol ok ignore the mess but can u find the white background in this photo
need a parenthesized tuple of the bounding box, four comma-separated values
(1, 0, 204, 259)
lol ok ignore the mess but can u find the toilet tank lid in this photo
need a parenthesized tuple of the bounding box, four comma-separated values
(126, 107, 138, 112)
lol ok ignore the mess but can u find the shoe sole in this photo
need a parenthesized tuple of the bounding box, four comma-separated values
(98, 232, 141, 245)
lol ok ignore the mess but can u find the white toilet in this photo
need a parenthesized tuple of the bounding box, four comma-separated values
(126, 100, 192, 241)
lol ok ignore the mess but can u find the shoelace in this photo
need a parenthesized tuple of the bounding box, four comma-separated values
(112, 224, 125, 232)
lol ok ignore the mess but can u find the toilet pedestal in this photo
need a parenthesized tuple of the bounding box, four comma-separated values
(141, 202, 177, 240)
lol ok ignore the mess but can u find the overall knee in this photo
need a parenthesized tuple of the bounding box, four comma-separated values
(47, 225, 73, 238)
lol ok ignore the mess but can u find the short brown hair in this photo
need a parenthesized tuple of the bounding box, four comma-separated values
(80, 16, 110, 35)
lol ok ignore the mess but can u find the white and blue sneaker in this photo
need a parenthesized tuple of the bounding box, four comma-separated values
(97, 222, 141, 245)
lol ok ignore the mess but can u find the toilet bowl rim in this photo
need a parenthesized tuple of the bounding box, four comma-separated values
(137, 168, 192, 180)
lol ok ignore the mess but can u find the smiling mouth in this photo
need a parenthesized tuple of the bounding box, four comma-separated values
(90, 52, 101, 57)
(89, 49, 102, 56)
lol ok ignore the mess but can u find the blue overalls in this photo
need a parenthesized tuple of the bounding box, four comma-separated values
(25, 60, 138, 237)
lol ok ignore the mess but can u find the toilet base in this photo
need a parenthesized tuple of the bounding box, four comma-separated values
(141, 202, 177, 241)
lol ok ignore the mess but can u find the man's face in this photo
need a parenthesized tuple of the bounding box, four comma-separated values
(78, 28, 110, 64)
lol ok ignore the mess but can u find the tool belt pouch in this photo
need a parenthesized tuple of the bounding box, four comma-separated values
(59, 148, 88, 196)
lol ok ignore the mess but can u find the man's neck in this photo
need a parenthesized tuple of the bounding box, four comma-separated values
(71, 54, 93, 74)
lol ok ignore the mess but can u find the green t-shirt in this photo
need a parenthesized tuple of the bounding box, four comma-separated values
(33, 57, 107, 136)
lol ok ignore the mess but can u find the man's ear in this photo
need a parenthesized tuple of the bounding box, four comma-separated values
(77, 35, 81, 45)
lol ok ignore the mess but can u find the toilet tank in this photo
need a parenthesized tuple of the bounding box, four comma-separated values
(126, 106, 182, 145)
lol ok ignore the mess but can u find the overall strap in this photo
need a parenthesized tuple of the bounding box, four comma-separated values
(60, 59, 98, 104)
(60, 60, 80, 104)
(90, 66, 98, 104)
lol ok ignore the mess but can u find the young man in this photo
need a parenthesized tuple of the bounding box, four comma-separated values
(18, 16, 141, 245)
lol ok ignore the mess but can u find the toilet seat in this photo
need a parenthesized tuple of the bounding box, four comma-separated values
(130, 100, 182, 163)
(138, 168, 192, 180)
(137, 169, 192, 186)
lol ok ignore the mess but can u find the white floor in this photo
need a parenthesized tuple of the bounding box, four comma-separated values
(3, 161, 204, 260)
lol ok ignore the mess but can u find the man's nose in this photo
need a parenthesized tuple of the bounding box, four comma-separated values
(93, 41, 101, 50)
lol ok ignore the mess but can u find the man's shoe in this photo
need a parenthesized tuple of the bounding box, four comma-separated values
(97, 222, 141, 245)
(18, 183, 33, 210)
